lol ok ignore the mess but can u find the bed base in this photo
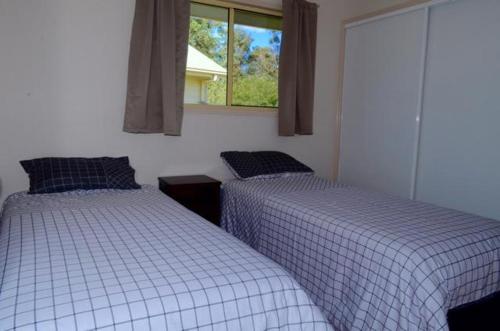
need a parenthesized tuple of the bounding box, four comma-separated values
(448, 291, 500, 331)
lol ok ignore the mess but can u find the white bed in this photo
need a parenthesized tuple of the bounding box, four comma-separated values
(0, 185, 331, 331)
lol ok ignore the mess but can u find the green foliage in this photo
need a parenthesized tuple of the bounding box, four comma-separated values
(233, 76, 278, 107)
(233, 27, 253, 75)
(189, 18, 227, 66)
(207, 78, 227, 105)
(247, 47, 279, 77)
(189, 16, 281, 108)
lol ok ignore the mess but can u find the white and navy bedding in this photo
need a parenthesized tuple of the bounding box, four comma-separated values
(221, 176, 338, 248)
(20, 157, 140, 194)
(220, 151, 314, 180)
(0, 185, 331, 331)
(221, 176, 500, 331)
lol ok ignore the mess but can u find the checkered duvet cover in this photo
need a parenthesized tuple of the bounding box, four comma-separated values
(0, 185, 331, 331)
(221, 177, 500, 331)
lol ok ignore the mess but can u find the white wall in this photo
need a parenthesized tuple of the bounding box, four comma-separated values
(0, 0, 400, 202)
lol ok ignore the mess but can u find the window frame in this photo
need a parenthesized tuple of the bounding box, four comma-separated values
(185, 0, 282, 113)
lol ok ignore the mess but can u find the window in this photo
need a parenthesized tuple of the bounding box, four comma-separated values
(185, 0, 282, 110)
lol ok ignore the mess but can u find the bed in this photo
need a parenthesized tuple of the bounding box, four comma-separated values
(0, 185, 332, 331)
(221, 176, 500, 331)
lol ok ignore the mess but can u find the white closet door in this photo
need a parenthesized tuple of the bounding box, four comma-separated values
(339, 9, 428, 198)
(415, 0, 500, 220)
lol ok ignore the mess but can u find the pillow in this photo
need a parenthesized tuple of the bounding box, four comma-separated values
(20, 157, 140, 194)
(220, 151, 314, 180)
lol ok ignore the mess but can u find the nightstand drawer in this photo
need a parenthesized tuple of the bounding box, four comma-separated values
(162, 184, 218, 204)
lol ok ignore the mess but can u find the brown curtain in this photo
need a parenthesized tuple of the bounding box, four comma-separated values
(278, 0, 318, 136)
(123, 0, 190, 136)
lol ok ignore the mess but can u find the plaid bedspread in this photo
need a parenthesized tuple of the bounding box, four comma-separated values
(221, 176, 338, 249)
(221, 177, 500, 331)
(0, 185, 331, 331)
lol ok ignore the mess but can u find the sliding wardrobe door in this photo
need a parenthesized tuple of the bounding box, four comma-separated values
(415, 0, 500, 220)
(339, 9, 428, 198)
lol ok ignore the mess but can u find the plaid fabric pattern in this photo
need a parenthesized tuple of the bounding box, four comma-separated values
(221, 152, 264, 179)
(220, 151, 313, 180)
(221, 177, 500, 331)
(0, 186, 331, 331)
(20, 157, 140, 194)
(221, 176, 338, 248)
(101, 158, 140, 190)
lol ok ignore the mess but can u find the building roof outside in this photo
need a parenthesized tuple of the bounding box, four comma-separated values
(186, 45, 227, 77)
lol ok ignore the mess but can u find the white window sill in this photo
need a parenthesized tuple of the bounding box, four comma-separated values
(184, 104, 278, 116)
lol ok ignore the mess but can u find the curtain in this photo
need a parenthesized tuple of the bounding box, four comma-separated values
(278, 0, 318, 136)
(123, 0, 190, 136)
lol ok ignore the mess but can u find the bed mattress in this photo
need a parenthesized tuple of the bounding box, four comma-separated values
(221, 177, 500, 330)
(0, 185, 331, 331)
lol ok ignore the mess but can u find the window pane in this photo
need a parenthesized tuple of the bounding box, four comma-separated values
(232, 10, 282, 108)
(185, 3, 228, 105)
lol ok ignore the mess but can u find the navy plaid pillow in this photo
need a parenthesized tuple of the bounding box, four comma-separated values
(221, 152, 264, 179)
(20, 157, 140, 194)
(221, 151, 313, 180)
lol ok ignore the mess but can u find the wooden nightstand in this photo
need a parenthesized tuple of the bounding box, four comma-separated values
(158, 175, 221, 226)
